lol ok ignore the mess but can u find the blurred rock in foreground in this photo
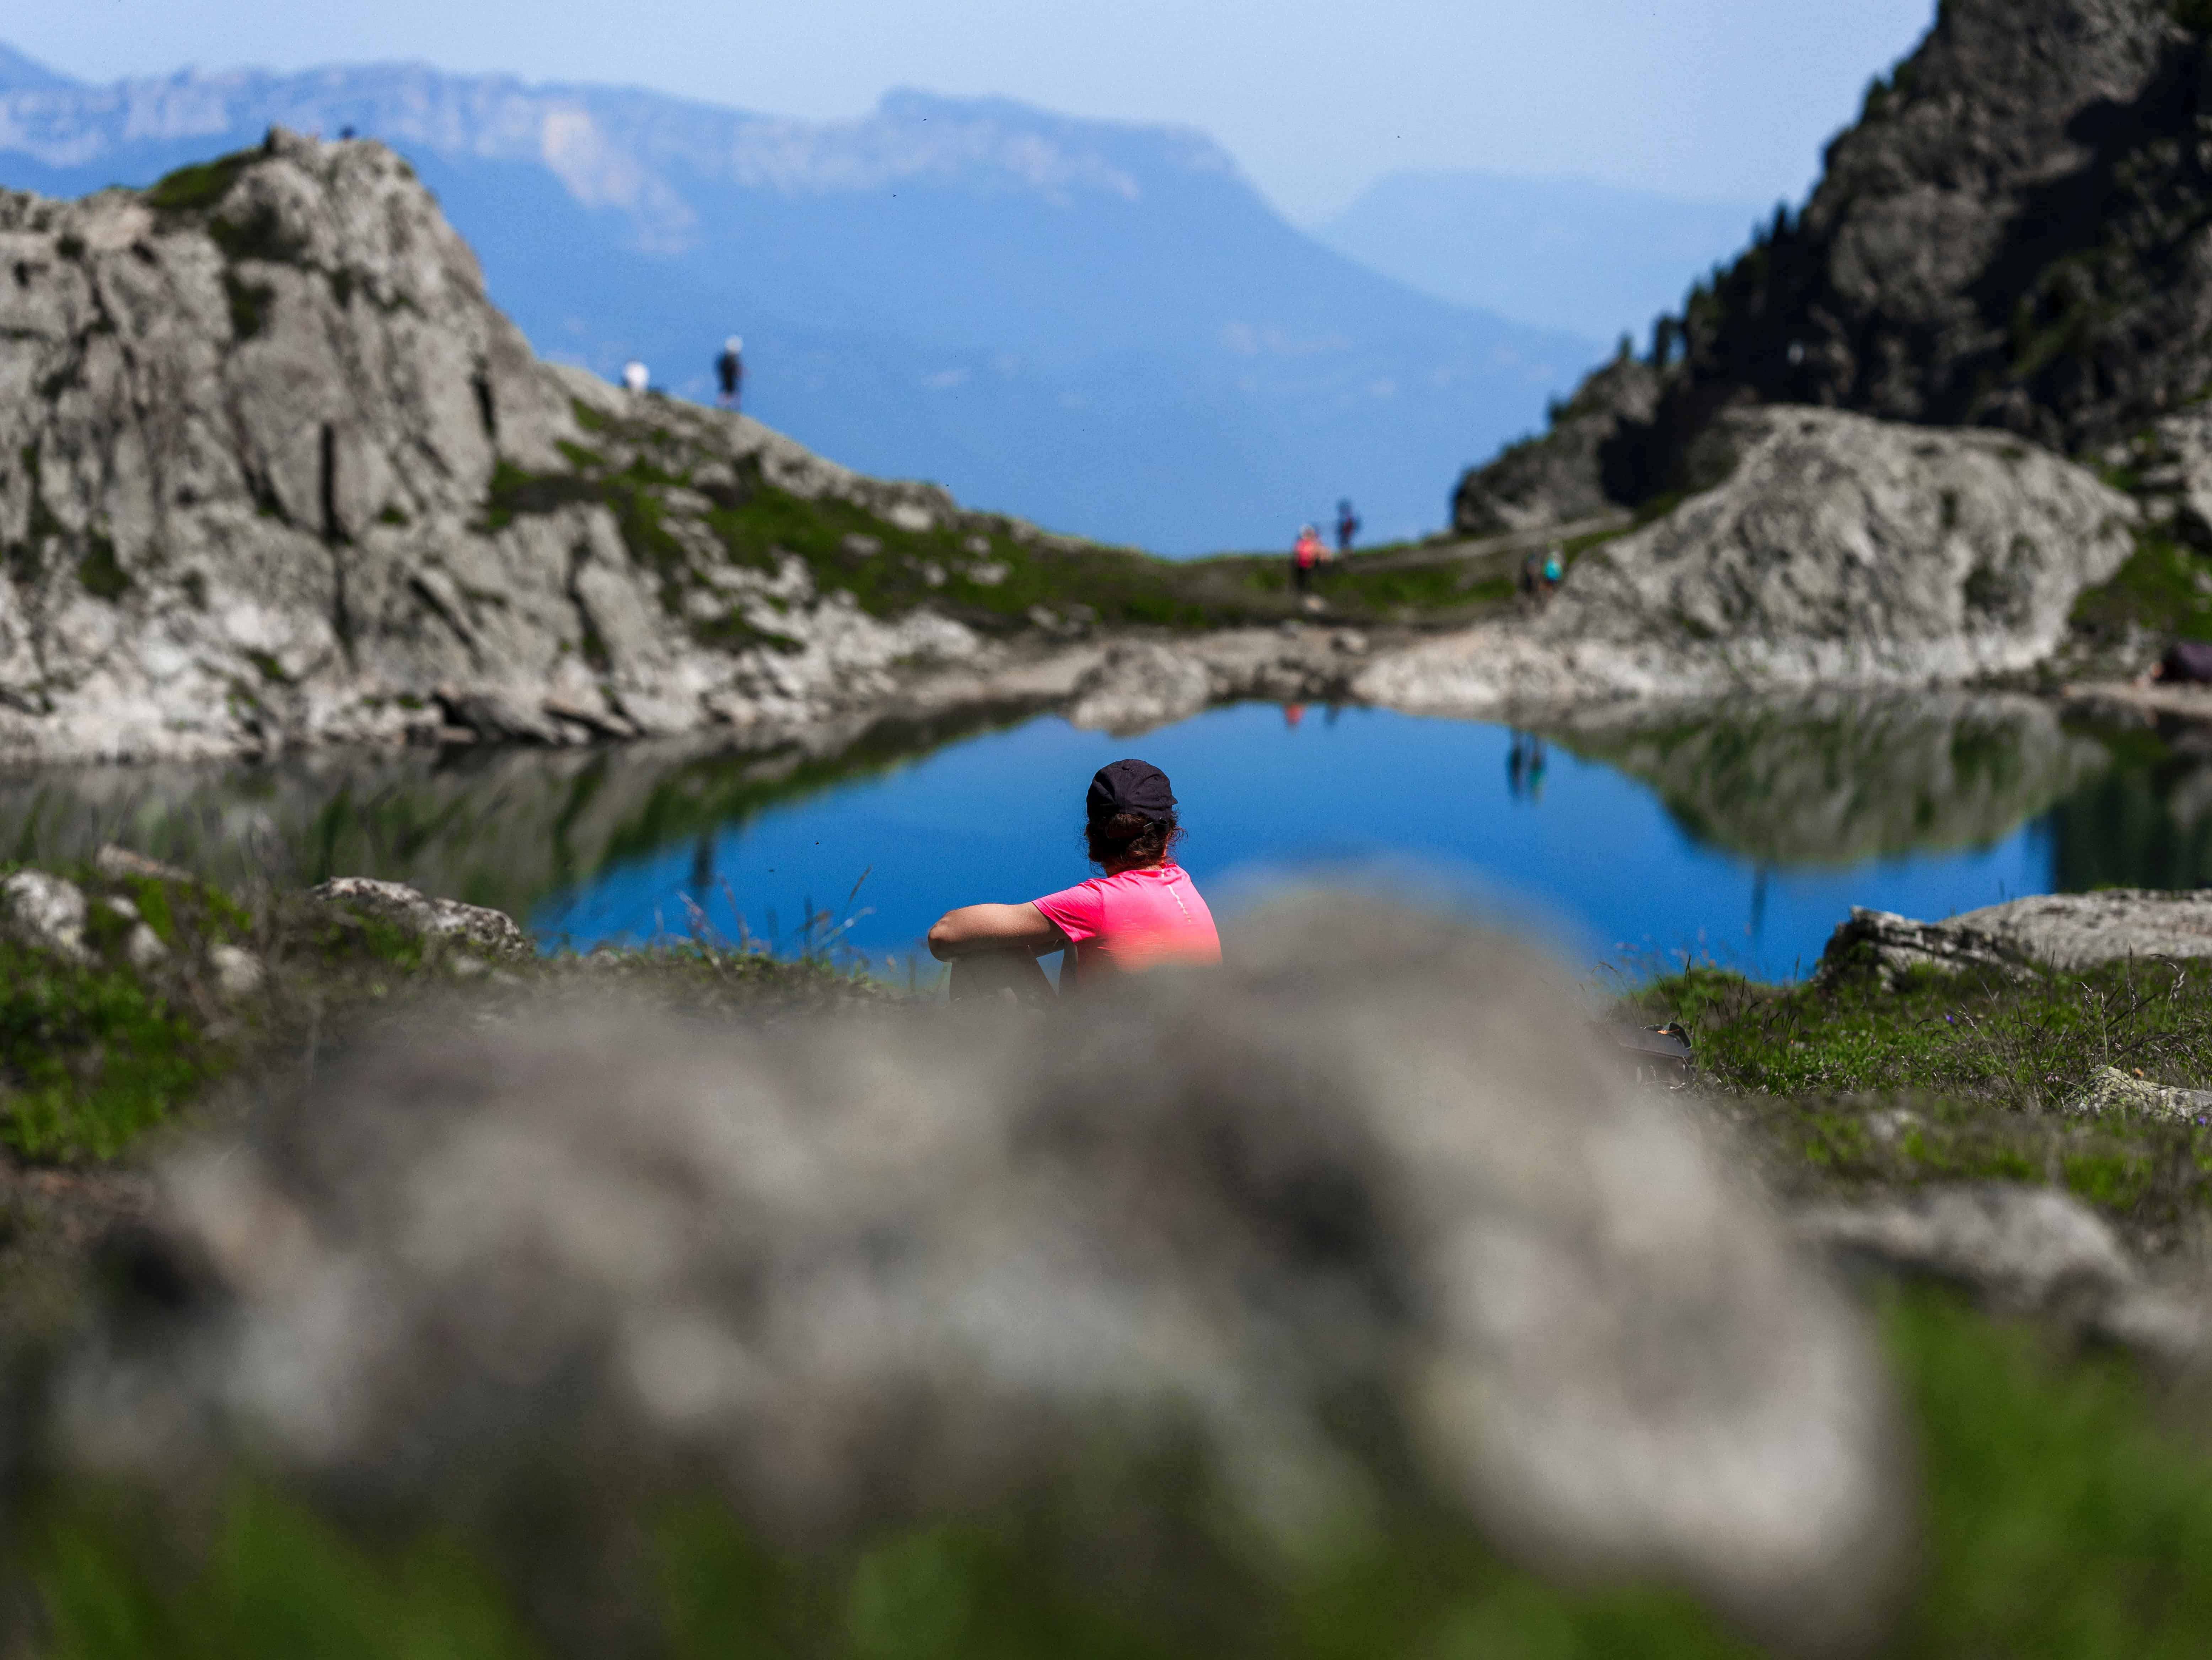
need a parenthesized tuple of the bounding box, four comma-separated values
(52, 895, 1909, 1656)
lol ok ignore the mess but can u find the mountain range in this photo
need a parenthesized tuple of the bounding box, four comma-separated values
(0, 44, 1610, 554)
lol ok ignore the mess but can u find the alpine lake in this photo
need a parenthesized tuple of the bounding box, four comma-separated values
(2, 690, 2201, 986)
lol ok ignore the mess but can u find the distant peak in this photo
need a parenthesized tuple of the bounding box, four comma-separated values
(0, 43, 80, 93)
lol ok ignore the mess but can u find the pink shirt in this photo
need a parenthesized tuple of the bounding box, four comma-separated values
(1031, 862, 1221, 985)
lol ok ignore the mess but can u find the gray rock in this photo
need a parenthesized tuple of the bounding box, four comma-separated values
(1798, 1184, 2136, 1318)
(0, 868, 89, 963)
(1360, 407, 2135, 716)
(0, 130, 984, 765)
(93, 845, 193, 884)
(2066, 1066, 2212, 1125)
(310, 875, 530, 959)
(1819, 888, 2212, 988)
(1813, 907, 2025, 991)
(1065, 640, 1215, 735)
(1632, 0, 2209, 473)
(62, 896, 1908, 1655)
(207, 941, 264, 998)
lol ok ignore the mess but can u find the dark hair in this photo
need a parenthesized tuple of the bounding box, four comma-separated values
(1084, 808, 1183, 874)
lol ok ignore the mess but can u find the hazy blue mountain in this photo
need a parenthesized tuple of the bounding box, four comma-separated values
(1316, 171, 1771, 346)
(0, 51, 1597, 553)
(0, 45, 76, 93)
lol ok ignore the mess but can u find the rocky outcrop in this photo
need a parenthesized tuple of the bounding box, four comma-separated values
(0, 130, 1033, 765)
(1659, 0, 2212, 460)
(1816, 889, 2212, 987)
(1361, 407, 2136, 716)
(57, 895, 1910, 1655)
(2067, 1066, 2212, 1125)
(311, 875, 530, 960)
(1450, 0, 2212, 531)
(1450, 353, 1661, 536)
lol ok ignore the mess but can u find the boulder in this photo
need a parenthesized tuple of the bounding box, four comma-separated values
(1362, 407, 2136, 716)
(0, 869, 89, 963)
(1817, 889, 2212, 987)
(59, 896, 1908, 1655)
(310, 875, 530, 959)
(1799, 1185, 2135, 1317)
(2066, 1066, 2212, 1125)
(1813, 907, 2024, 991)
(0, 130, 982, 765)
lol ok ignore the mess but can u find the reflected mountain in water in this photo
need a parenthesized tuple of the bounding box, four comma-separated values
(1540, 692, 2112, 868)
(0, 705, 1030, 925)
(2051, 721, 2212, 893)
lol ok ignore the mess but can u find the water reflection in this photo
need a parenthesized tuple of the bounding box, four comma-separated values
(0, 704, 1034, 924)
(1538, 691, 2110, 867)
(2051, 722, 2212, 891)
(2, 692, 2208, 973)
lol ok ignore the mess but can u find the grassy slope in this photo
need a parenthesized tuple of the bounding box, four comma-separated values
(1628, 954, 2212, 1246)
(498, 397, 1588, 639)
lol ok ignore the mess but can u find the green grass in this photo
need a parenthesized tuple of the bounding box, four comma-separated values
(474, 401, 1539, 636)
(0, 866, 259, 1160)
(2070, 529, 2212, 644)
(1888, 1283, 2212, 1658)
(0, 938, 213, 1160)
(1627, 954, 2212, 1233)
(142, 149, 258, 215)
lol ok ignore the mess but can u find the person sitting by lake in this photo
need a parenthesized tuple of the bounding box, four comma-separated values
(927, 759, 1221, 1002)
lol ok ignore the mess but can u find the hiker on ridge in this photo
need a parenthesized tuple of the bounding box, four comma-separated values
(1336, 499, 1360, 555)
(1291, 524, 1325, 595)
(716, 338, 744, 412)
(622, 359, 650, 398)
(927, 760, 1221, 1004)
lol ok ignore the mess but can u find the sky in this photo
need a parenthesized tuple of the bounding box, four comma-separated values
(18, 0, 1938, 223)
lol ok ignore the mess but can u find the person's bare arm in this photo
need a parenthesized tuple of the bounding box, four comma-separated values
(927, 902, 1068, 961)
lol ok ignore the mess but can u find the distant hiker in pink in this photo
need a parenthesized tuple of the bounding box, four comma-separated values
(1291, 524, 1324, 594)
(928, 759, 1220, 1003)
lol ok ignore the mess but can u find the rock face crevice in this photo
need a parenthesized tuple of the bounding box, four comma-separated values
(0, 129, 986, 764)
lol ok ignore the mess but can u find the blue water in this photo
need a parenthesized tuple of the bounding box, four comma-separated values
(531, 704, 2056, 981)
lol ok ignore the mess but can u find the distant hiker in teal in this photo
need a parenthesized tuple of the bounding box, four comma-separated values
(716, 338, 743, 412)
(1542, 546, 1563, 591)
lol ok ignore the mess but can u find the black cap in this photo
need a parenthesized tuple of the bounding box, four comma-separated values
(1088, 759, 1176, 824)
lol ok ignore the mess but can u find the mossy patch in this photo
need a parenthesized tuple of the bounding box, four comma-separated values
(143, 149, 258, 215)
(76, 534, 129, 602)
(2071, 529, 2212, 643)
(223, 271, 275, 342)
